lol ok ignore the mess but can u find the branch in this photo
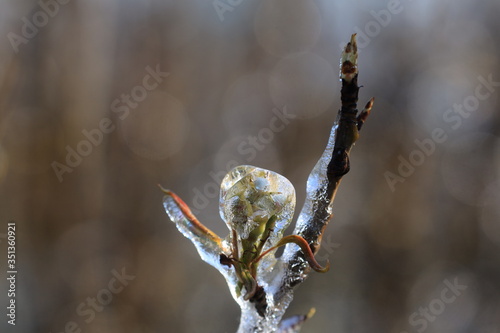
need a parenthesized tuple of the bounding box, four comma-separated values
(160, 34, 374, 333)
(280, 33, 374, 292)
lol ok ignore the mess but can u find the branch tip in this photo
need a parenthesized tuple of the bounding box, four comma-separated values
(306, 307, 316, 319)
(162, 188, 222, 246)
(357, 97, 374, 131)
(340, 33, 358, 82)
(157, 183, 170, 194)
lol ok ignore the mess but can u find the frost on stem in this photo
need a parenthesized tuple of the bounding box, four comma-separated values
(161, 34, 373, 333)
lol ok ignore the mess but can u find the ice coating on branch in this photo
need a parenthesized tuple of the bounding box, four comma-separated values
(235, 284, 294, 333)
(269, 123, 339, 305)
(290, 124, 337, 243)
(220, 165, 296, 248)
(162, 194, 227, 271)
(162, 190, 241, 307)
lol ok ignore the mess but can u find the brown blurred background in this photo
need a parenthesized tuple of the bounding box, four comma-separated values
(0, 0, 499, 332)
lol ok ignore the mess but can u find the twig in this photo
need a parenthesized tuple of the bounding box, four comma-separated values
(161, 34, 374, 333)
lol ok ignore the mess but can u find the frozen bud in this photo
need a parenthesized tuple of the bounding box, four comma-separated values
(219, 165, 296, 245)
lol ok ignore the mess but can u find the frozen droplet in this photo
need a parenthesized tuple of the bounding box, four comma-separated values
(219, 165, 296, 246)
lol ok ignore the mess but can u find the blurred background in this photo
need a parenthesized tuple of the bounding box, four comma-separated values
(0, 0, 499, 332)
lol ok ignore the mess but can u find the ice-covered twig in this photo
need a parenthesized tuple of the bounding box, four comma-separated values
(160, 186, 223, 253)
(161, 34, 373, 333)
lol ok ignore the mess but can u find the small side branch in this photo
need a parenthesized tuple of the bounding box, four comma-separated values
(160, 186, 225, 264)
